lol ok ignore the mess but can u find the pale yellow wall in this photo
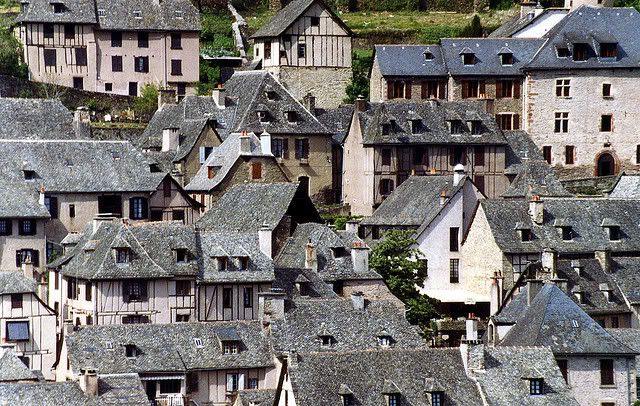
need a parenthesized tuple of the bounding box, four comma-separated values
(0, 219, 47, 272)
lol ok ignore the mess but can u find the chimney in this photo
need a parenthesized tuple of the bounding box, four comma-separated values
(595, 249, 611, 273)
(351, 241, 369, 273)
(439, 190, 448, 206)
(39, 185, 46, 206)
(79, 369, 98, 397)
(92, 214, 116, 234)
(304, 241, 318, 272)
(489, 271, 503, 316)
(303, 93, 316, 115)
(528, 196, 544, 225)
(260, 132, 272, 155)
(258, 223, 272, 259)
(212, 84, 226, 109)
(239, 131, 251, 154)
(161, 128, 179, 152)
(527, 279, 543, 306)
(519, 0, 537, 18)
(541, 248, 557, 277)
(355, 97, 367, 112)
(73, 107, 90, 138)
(453, 164, 465, 186)
(157, 88, 176, 110)
(465, 315, 479, 342)
(345, 220, 359, 233)
(571, 259, 583, 276)
(22, 256, 35, 280)
(351, 291, 365, 311)
(258, 289, 286, 330)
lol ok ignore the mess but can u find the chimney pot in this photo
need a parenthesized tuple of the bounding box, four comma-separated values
(529, 196, 544, 225)
(212, 86, 226, 109)
(351, 291, 365, 311)
(79, 369, 98, 397)
(260, 132, 272, 155)
(305, 242, 318, 272)
(351, 241, 369, 274)
(355, 97, 367, 112)
(258, 223, 272, 259)
(239, 131, 252, 154)
(541, 248, 557, 276)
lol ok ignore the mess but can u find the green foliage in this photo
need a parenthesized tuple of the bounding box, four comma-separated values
(419, 24, 463, 43)
(197, 61, 221, 95)
(632, 400, 640, 406)
(344, 49, 373, 103)
(461, 14, 483, 37)
(321, 214, 363, 230)
(489, 0, 515, 9)
(369, 230, 439, 330)
(0, 17, 28, 78)
(133, 83, 159, 117)
(85, 98, 112, 112)
(200, 13, 236, 54)
(614, 0, 640, 10)
(357, 0, 421, 11)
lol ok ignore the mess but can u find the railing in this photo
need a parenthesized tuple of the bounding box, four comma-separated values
(150, 395, 187, 406)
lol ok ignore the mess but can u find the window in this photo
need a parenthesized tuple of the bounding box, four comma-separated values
(543, 146, 552, 164)
(6, 321, 29, 341)
(611, 316, 619, 328)
(554, 112, 569, 133)
(461, 80, 484, 99)
(244, 287, 253, 307)
(176, 314, 189, 322)
(609, 226, 620, 241)
(557, 47, 570, 58)
(381, 149, 392, 166)
(450, 259, 460, 283)
(413, 146, 428, 166)
(565, 145, 575, 165)
(501, 53, 514, 65)
(431, 392, 443, 406)
(115, 248, 129, 263)
(137, 32, 148, 48)
(172, 210, 185, 223)
(69, 204, 76, 218)
(123, 280, 146, 302)
(462, 53, 476, 65)
(129, 197, 148, 220)
(497, 113, 519, 131)
(171, 59, 182, 76)
(19, 220, 36, 236)
(44, 195, 58, 219)
(132, 10, 142, 18)
(264, 41, 271, 60)
(410, 119, 421, 134)
(134, 56, 149, 73)
(529, 378, 544, 395)
(557, 359, 568, 383)
(129, 82, 138, 96)
(176, 249, 188, 263)
(520, 229, 532, 242)
(226, 373, 239, 392)
(122, 315, 149, 324)
(450, 227, 459, 252)
(64, 23, 74, 39)
(298, 43, 306, 58)
(159, 379, 181, 394)
(75, 47, 87, 66)
(388, 394, 399, 406)
(44, 49, 56, 67)
(451, 146, 466, 166)
(388, 80, 410, 99)
(176, 280, 190, 296)
(600, 359, 614, 385)
(72, 77, 83, 90)
(320, 335, 332, 346)
(170, 33, 182, 49)
(43, 23, 54, 39)
(223, 341, 239, 354)
(272, 138, 288, 158)
(310, 16, 320, 26)
(601, 114, 613, 132)
(497, 79, 514, 98)
(573, 43, 589, 61)
(474, 147, 485, 167)
(67, 278, 77, 299)
(248, 378, 258, 390)
(16, 249, 39, 267)
(0, 220, 11, 236)
(600, 43, 617, 58)
(11, 294, 22, 309)
(603, 83, 612, 98)
(379, 179, 394, 196)
(251, 162, 262, 180)
(294, 138, 309, 160)
(371, 226, 380, 240)
(378, 336, 392, 347)
(177, 83, 186, 100)
(111, 55, 122, 72)
(85, 282, 92, 301)
(223, 287, 232, 309)
(555, 79, 570, 97)
(421, 80, 444, 99)
(111, 31, 122, 47)
(382, 123, 391, 135)
(287, 111, 298, 123)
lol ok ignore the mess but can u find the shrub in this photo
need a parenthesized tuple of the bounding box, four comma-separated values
(197, 61, 221, 95)
(133, 83, 159, 118)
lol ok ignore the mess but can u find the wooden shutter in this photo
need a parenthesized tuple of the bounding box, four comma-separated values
(479, 81, 486, 98)
(129, 198, 135, 219)
(387, 81, 394, 100)
(449, 227, 459, 251)
(438, 81, 446, 99)
(513, 81, 521, 99)
(461, 80, 468, 99)
(449, 149, 455, 166)
(495, 80, 502, 98)
(405, 81, 412, 99)
(421, 81, 427, 99)
(513, 114, 521, 130)
(32, 251, 39, 267)
(16, 251, 21, 267)
(5, 220, 12, 236)
(295, 140, 301, 159)
(283, 138, 289, 158)
(122, 282, 129, 302)
(474, 147, 485, 167)
(140, 281, 148, 300)
(252, 162, 262, 179)
(303, 138, 310, 159)
(474, 175, 485, 194)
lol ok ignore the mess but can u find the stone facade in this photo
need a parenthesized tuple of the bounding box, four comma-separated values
(562, 355, 636, 406)
(0, 219, 48, 273)
(178, 125, 221, 186)
(274, 66, 352, 108)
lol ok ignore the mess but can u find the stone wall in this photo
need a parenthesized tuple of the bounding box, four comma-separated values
(277, 66, 352, 109)
(565, 355, 635, 406)
(89, 126, 145, 143)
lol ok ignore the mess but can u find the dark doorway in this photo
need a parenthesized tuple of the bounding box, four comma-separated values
(73, 77, 83, 90)
(145, 381, 156, 400)
(597, 153, 615, 176)
(129, 82, 138, 96)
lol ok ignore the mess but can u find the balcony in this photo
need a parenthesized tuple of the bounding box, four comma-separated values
(150, 395, 187, 406)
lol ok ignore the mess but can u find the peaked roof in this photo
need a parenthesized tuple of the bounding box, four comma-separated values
(0, 98, 77, 140)
(608, 175, 640, 199)
(0, 348, 38, 382)
(373, 44, 448, 77)
(488, 8, 568, 38)
(499, 283, 635, 355)
(502, 157, 572, 198)
(0, 272, 38, 295)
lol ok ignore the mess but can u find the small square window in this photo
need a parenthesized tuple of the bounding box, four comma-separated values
(176, 249, 188, 263)
(601, 115, 613, 132)
(223, 342, 239, 354)
(175, 280, 190, 296)
(105, 83, 113, 92)
(298, 43, 306, 59)
(11, 294, 22, 309)
(529, 378, 544, 395)
(501, 53, 513, 65)
(602, 83, 612, 98)
(557, 47, 570, 58)
(310, 16, 320, 26)
(133, 10, 142, 18)
(6, 321, 29, 341)
(463, 53, 476, 65)
(125, 344, 138, 358)
(116, 248, 129, 263)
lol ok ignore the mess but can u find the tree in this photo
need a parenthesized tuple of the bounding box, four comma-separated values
(344, 49, 372, 103)
(0, 24, 28, 78)
(133, 83, 159, 120)
(461, 14, 483, 38)
(369, 230, 439, 332)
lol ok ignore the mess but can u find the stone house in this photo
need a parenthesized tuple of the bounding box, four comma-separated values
(522, 6, 640, 178)
(360, 173, 485, 317)
(14, 0, 201, 97)
(250, 0, 353, 109)
(492, 283, 637, 406)
(63, 322, 276, 404)
(185, 131, 289, 209)
(0, 272, 57, 380)
(0, 139, 202, 248)
(342, 100, 508, 216)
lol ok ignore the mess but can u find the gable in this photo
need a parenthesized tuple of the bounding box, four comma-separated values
(283, 1, 350, 37)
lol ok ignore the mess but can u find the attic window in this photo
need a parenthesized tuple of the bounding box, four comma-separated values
(133, 10, 142, 18)
(216, 257, 228, 271)
(52, 2, 64, 13)
(556, 46, 570, 58)
(265, 90, 277, 100)
(561, 227, 572, 241)
(608, 226, 620, 241)
(174, 10, 183, 19)
(223, 341, 239, 354)
(529, 378, 544, 395)
(176, 249, 188, 263)
(287, 111, 298, 123)
(237, 256, 249, 270)
(501, 53, 514, 66)
(310, 16, 320, 26)
(449, 120, 463, 135)
(462, 52, 476, 66)
(600, 43, 617, 58)
(319, 335, 333, 347)
(424, 51, 434, 61)
(20, 1, 28, 12)
(115, 248, 130, 263)
(257, 111, 270, 123)
(387, 394, 400, 406)
(411, 119, 421, 134)
(469, 120, 483, 135)
(193, 338, 203, 348)
(573, 43, 589, 62)
(520, 229, 532, 242)
(207, 166, 215, 179)
(105, 341, 113, 350)
(23, 170, 35, 180)
(378, 335, 393, 348)
(331, 247, 348, 258)
(97, 8, 105, 17)
(381, 124, 391, 135)
(124, 344, 139, 358)
(431, 392, 444, 406)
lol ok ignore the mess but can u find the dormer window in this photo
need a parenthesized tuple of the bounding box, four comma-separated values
(20, 1, 28, 12)
(115, 248, 129, 263)
(52, 2, 64, 13)
(529, 378, 544, 395)
(174, 10, 183, 19)
(573, 43, 589, 62)
(461, 49, 476, 66)
(561, 227, 572, 241)
(222, 341, 239, 354)
(424, 50, 434, 61)
(176, 249, 188, 263)
(319, 335, 333, 347)
(97, 8, 105, 17)
(124, 344, 139, 358)
(600, 43, 617, 58)
(378, 335, 393, 348)
(608, 226, 620, 241)
(216, 257, 228, 271)
(572, 286, 584, 304)
(449, 120, 463, 135)
(469, 120, 482, 135)
(237, 256, 249, 270)
(388, 394, 400, 406)
(382, 123, 391, 135)
(286, 111, 298, 123)
(257, 111, 270, 123)
(207, 166, 215, 179)
(194, 337, 203, 348)
(600, 284, 614, 302)
(500, 53, 514, 66)
(331, 247, 348, 258)
(520, 229, 532, 242)
(133, 10, 142, 18)
(556, 46, 570, 58)
(411, 119, 421, 134)
(431, 392, 444, 406)
(23, 170, 35, 180)
(265, 91, 277, 100)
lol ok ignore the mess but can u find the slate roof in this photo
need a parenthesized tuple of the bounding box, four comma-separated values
(57, 221, 199, 280)
(525, 6, 640, 70)
(0, 272, 38, 295)
(0, 98, 77, 140)
(0, 348, 38, 382)
(185, 132, 278, 193)
(196, 182, 321, 232)
(236, 389, 276, 406)
(357, 100, 506, 145)
(96, 374, 148, 406)
(16, 0, 97, 23)
(66, 322, 273, 374)
(0, 382, 90, 405)
(271, 298, 424, 353)
(315, 105, 354, 144)
(361, 175, 464, 227)
(0, 176, 51, 218)
(373, 44, 448, 77)
(502, 157, 572, 198)
(251, 0, 351, 39)
(273, 267, 339, 299)
(480, 198, 640, 254)
(471, 345, 578, 405)
(441, 38, 544, 76)
(200, 232, 275, 283)
(275, 223, 382, 282)
(605, 256, 640, 305)
(608, 175, 640, 199)
(285, 348, 482, 405)
(498, 283, 635, 355)
(0, 140, 163, 193)
(607, 328, 640, 353)
(488, 8, 568, 38)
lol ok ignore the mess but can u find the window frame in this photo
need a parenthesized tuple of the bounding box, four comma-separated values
(600, 114, 613, 132)
(137, 32, 149, 48)
(111, 55, 123, 72)
(0, 219, 11, 236)
(600, 359, 615, 386)
(171, 59, 182, 76)
(11, 294, 22, 309)
(6, 320, 29, 342)
(555, 79, 571, 98)
(111, 31, 122, 48)
(43, 49, 56, 67)
(175, 280, 190, 296)
(19, 220, 36, 236)
(554, 112, 569, 133)
(449, 259, 460, 283)
(170, 33, 182, 50)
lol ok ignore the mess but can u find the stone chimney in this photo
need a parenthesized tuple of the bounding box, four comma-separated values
(21, 256, 35, 280)
(465, 315, 479, 342)
(595, 249, 611, 273)
(260, 132, 272, 155)
(489, 271, 503, 316)
(439, 190, 448, 206)
(258, 223, 272, 259)
(39, 185, 46, 206)
(528, 195, 544, 225)
(351, 240, 369, 273)
(212, 85, 226, 109)
(345, 220, 359, 233)
(79, 369, 98, 397)
(161, 128, 179, 152)
(239, 131, 251, 154)
(351, 291, 365, 311)
(157, 88, 176, 110)
(453, 164, 465, 186)
(355, 97, 367, 112)
(73, 107, 90, 138)
(92, 214, 117, 234)
(303, 93, 316, 115)
(520, 0, 537, 18)
(527, 279, 543, 306)
(258, 289, 286, 332)
(305, 241, 317, 272)
(541, 248, 557, 277)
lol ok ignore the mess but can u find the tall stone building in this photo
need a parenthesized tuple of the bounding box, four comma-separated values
(250, 0, 353, 109)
